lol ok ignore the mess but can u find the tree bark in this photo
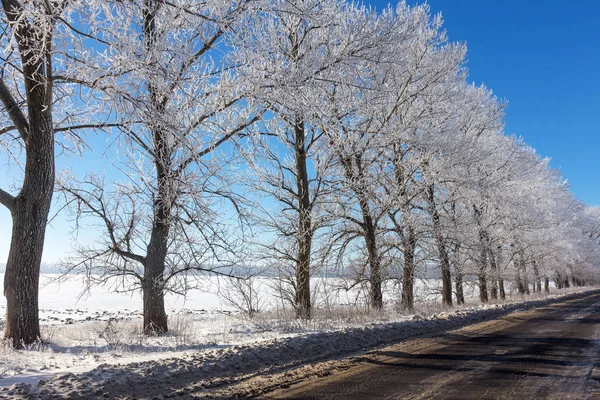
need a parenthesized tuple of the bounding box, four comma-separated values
(339, 152, 383, 310)
(452, 244, 465, 305)
(489, 248, 499, 300)
(401, 225, 416, 310)
(364, 215, 383, 310)
(478, 259, 488, 303)
(544, 277, 550, 293)
(495, 245, 506, 300)
(473, 205, 488, 303)
(516, 254, 526, 295)
(516, 270, 525, 294)
(533, 261, 542, 293)
(555, 271, 563, 289)
(522, 259, 530, 295)
(294, 119, 312, 319)
(139, 1, 171, 334)
(1, 0, 56, 347)
(4, 121, 54, 346)
(143, 218, 169, 334)
(426, 184, 452, 306)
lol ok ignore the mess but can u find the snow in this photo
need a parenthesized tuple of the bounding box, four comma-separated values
(0, 273, 588, 399)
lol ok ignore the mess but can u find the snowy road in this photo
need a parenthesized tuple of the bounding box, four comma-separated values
(224, 291, 600, 399)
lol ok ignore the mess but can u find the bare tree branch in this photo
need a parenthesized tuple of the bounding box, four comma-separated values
(0, 187, 15, 213)
(0, 78, 28, 142)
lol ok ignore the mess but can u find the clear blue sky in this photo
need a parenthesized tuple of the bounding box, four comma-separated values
(1, 0, 599, 263)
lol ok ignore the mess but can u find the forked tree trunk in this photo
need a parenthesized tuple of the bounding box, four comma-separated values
(294, 119, 312, 319)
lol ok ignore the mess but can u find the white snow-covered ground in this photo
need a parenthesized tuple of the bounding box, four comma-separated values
(0, 273, 580, 399)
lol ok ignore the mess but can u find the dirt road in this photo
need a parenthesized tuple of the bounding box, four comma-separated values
(216, 291, 600, 399)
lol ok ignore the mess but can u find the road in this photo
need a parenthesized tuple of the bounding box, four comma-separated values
(222, 291, 600, 399)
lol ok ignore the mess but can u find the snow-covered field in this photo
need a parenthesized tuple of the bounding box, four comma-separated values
(0, 273, 576, 398)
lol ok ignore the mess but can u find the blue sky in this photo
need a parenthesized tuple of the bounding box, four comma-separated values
(1, 0, 599, 263)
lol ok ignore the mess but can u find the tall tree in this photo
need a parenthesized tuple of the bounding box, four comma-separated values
(236, 0, 370, 318)
(0, 0, 100, 347)
(60, 0, 257, 334)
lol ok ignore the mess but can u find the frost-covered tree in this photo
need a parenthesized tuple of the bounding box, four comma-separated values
(59, 0, 258, 334)
(321, 3, 467, 310)
(40, 0, 600, 325)
(0, 0, 110, 347)
(236, 0, 390, 318)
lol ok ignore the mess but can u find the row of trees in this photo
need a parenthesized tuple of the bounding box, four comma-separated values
(1, 0, 599, 347)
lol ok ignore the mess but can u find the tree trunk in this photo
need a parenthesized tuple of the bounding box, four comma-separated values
(140, 2, 171, 335)
(141, 121, 172, 335)
(294, 119, 312, 319)
(478, 241, 488, 303)
(516, 270, 525, 294)
(489, 248, 499, 300)
(426, 184, 452, 306)
(4, 119, 54, 346)
(1, 0, 56, 347)
(495, 245, 505, 300)
(365, 219, 383, 310)
(533, 261, 542, 293)
(473, 205, 488, 303)
(401, 226, 416, 310)
(544, 277, 550, 293)
(478, 270, 488, 303)
(142, 265, 168, 335)
(516, 255, 526, 295)
(523, 265, 530, 295)
(143, 219, 169, 334)
(554, 271, 563, 289)
(453, 244, 465, 305)
(340, 153, 383, 310)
